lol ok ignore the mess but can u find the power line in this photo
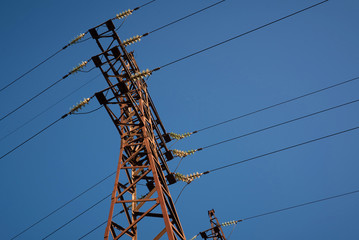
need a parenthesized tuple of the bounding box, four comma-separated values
(195, 76, 359, 133)
(10, 171, 115, 239)
(78, 182, 191, 239)
(0, 0, 156, 94)
(199, 98, 359, 150)
(80, 188, 359, 239)
(0, 59, 92, 122)
(117, 0, 225, 45)
(4, 86, 358, 236)
(138, 0, 157, 9)
(175, 182, 191, 204)
(0, 95, 95, 160)
(0, 73, 101, 143)
(45, 183, 140, 239)
(240, 189, 359, 221)
(44, 124, 359, 239)
(78, 218, 109, 239)
(0, 48, 65, 93)
(72, 105, 103, 115)
(41, 193, 112, 240)
(191, 189, 359, 238)
(157, 0, 328, 69)
(5, 93, 359, 234)
(147, 0, 225, 35)
(0, 0, 326, 124)
(206, 125, 359, 173)
(0, 117, 64, 160)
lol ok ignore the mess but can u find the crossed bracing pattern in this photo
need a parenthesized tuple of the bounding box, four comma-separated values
(90, 20, 185, 240)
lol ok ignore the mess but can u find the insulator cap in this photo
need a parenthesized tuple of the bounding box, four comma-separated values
(69, 33, 85, 45)
(174, 172, 203, 183)
(70, 61, 88, 74)
(123, 35, 143, 47)
(116, 9, 133, 19)
(221, 220, 239, 227)
(69, 97, 90, 114)
(169, 132, 194, 140)
(190, 235, 198, 240)
(172, 149, 197, 158)
(130, 68, 151, 80)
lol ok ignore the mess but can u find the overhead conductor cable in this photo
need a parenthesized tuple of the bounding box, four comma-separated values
(0, 60, 90, 122)
(0, 0, 157, 93)
(0, 96, 93, 160)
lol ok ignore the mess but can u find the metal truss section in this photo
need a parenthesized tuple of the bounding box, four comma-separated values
(199, 210, 226, 240)
(89, 20, 185, 240)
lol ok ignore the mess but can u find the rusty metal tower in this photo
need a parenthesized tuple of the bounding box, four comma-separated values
(199, 210, 226, 240)
(89, 20, 185, 240)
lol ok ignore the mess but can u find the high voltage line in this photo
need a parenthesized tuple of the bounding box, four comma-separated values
(194, 75, 359, 133)
(2, 76, 357, 161)
(4, 0, 337, 238)
(189, 189, 359, 239)
(11, 120, 359, 239)
(41, 193, 113, 240)
(3, 76, 358, 237)
(76, 125, 359, 238)
(198, 98, 359, 150)
(9, 171, 115, 240)
(0, 59, 92, 122)
(0, 73, 101, 142)
(0, 0, 334, 160)
(201, 125, 359, 173)
(44, 123, 359, 239)
(0, 94, 95, 160)
(156, 0, 329, 69)
(0, 0, 225, 123)
(0, 0, 156, 94)
(2, 0, 324, 120)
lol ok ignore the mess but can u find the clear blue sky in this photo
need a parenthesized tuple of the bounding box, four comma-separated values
(1, 0, 359, 239)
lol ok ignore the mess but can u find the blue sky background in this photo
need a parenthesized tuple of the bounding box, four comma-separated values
(1, 0, 359, 239)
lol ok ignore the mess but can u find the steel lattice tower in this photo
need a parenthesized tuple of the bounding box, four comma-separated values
(89, 20, 185, 240)
(199, 210, 226, 240)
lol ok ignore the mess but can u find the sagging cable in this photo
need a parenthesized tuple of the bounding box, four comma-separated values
(169, 131, 197, 140)
(172, 149, 199, 158)
(0, 95, 96, 160)
(0, 59, 91, 122)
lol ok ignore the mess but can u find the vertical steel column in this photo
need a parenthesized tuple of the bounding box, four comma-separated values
(89, 20, 185, 240)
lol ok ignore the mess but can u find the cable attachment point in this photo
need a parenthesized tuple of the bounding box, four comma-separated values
(69, 33, 85, 46)
(131, 69, 151, 80)
(221, 220, 241, 227)
(69, 98, 90, 114)
(169, 132, 194, 140)
(123, 35, 143, 46)
(69, 61, 88, 75)
(116, 9, 134, 19)
(189, 235, 198, 240)
(172, 149, 197, 158)
(174, 172, 203, 183)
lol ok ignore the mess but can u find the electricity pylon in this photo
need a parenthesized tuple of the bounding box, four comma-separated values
(89, 19, 185, 240)
(199, 210, 226, 240)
